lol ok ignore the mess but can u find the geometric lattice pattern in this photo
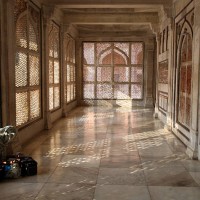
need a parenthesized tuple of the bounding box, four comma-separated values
(97, 84, 113, 99)
(131, 84, 142, 99)
(83, 42, 144, 100)
(84, 84, 95, 99)
(131, 43, 143, 64)
(16, 92, 28, 126)
(49, 87, 54, 111)
(15, 0, 41, 127)
(15, 52, 28, 87)
(114, 84, 129, 99)
(30, 90, 40, 119)
(48, 22, 60, 111)
(64, 34, 76, 103)
(29, 55, 39, 86)
(97, 67, 112, 82)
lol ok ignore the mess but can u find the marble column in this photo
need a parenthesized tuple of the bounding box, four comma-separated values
(42, 6, 54, 129)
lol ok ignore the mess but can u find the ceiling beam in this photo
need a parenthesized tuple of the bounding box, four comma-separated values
(64, 12, 159, 25)
(41, 0, 172, 7)
(59, 5, 162, 9)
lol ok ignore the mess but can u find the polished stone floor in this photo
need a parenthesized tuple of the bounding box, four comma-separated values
(1, 106, 200, 200)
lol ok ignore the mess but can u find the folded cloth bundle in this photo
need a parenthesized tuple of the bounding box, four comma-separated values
(0, 126, 16, 146)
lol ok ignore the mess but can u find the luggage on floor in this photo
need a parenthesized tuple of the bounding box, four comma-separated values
(3, 158, 21, 178)
(0, 162, 4, 179)
(20, 156, 37, 176)
(0, 153, 37, 180)
(7, 154, 37, 176)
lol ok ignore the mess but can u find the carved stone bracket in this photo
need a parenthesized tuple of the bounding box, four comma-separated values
(64, 24, 79, 37)
(42, 5, 55, 26)
(159, 5, 173, 21)
(150, 23, 159, 35)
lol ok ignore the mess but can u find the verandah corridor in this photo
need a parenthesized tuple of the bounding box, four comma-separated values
(1, 107, 200, 199)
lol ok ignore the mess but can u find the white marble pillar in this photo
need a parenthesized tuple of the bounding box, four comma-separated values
(76, 39, 83, 106)
(1, 0, 16, 127)
(154, 33, 160, 118)
(166, 18, 174, 130)
(145, 48, 154, 107)
(42, 6, 53, 129)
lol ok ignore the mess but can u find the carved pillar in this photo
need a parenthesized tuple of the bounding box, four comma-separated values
(61, 24, 70, 117)
(153, 32, 160, 118)
(42, 6, 54, 129)
(62, 26, 67, 117)
(62, 24, 79, 116)
(149, 23, 159, 116)
(165, 18, 174, 130)
(1, 0, 16, 127)
(76, 39, 83, 106)
(1, 0, 22, 152)
(60, 24, 66, 117)
(145, 48, 154, 107)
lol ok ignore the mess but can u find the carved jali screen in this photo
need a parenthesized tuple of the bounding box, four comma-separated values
(48, 22, 60, 111)
(15, 0, 41, 127)
(64, 34, 76, 104)
(83, 42, 144, 100)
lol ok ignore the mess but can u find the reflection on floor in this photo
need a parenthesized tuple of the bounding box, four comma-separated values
(1, 107, 200, 200)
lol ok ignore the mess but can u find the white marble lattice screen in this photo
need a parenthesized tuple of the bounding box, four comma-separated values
(15, 0, 41, 127)
(48, 22, 60, 111)
(83, 42, 144, 100)
(64, 34, 76, 103)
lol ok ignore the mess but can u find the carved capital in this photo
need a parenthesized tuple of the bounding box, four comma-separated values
(63, 23, 71, 33)
(42, 5, 55, 24)
(159, 5, 173, 22)
(164, 6, 173, 18)
(64, 24, 79, 38)
(168, 17, 174, 30)
(150, 23, 159, 35)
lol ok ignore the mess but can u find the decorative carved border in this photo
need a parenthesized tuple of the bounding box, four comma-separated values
(159, 26, 169, 55)
(158, 91, 168, 116)
(158, 60, 168, 84)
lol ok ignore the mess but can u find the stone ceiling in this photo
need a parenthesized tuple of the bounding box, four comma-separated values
(40, 0, 173, 37)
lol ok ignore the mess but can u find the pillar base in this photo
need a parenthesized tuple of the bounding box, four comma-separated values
(153, 112, 158, 118)
(186, 147, 198, 160)
(45, 111, 52, 130)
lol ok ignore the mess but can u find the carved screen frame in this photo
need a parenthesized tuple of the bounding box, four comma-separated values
(14, 0, 42, 128)
(48, 21, 61, 112)
(174, 1, 194, 138)
(64, 33, 76, 104)
(82, 42, 144, 100)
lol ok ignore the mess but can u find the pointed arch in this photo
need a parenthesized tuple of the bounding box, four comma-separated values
(176, 19, 193, 128)
(113, 48, 128, 65)
(98, 46, 129, 65)
(98, 47, 112, 65)
(15, 0, 41, 127)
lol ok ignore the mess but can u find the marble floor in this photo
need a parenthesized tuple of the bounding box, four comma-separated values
(1, 106, 200, 200)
